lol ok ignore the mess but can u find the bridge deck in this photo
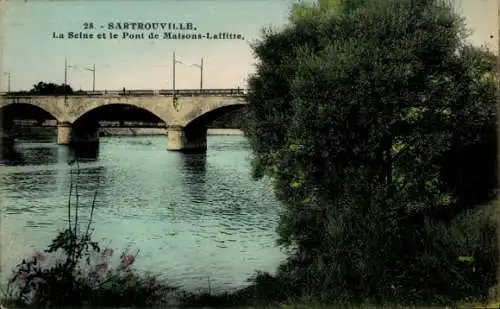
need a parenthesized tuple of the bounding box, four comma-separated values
(0, 88, 247, 97)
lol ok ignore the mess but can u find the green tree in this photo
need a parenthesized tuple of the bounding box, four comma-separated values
(30, 81, 74, 95)
(290, 0, 342, 20)
(244, 0, 497, 304)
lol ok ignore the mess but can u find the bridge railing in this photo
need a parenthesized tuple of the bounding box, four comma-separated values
(0, 88, 248, 97)
(99, 121, 166, 128)
(10, 119, 167, 128)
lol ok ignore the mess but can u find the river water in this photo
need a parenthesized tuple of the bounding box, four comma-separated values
(0, 134, 286, 294)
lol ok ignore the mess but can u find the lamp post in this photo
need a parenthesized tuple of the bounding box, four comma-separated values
(172, 55, 204, 94)
(64, 58, 77, 86)
(3, 71, 10, 92)
(172, 52, 182, 99)
(64, 58, 77, 100)
(85, 64, 96, 92)
(189, 58, 203, 92)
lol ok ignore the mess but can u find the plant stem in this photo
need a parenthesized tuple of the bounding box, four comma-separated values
(84, 190, 98, 239)
(67, 164, 73, 233)
(74, 160, 80, 243)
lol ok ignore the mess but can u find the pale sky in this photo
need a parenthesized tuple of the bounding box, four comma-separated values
(0, 0, 497, 92)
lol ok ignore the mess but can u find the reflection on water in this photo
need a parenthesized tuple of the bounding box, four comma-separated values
(0, 135, 285, 293)
(180, 153, 208, 203)
(0, 147, 23, 164)
(1, 139, 100, 167)
(68, 143, 100, 162)
(2, 142, 60, 166)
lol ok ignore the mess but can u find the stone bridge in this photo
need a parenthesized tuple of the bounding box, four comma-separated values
(0, 89, 247, 152)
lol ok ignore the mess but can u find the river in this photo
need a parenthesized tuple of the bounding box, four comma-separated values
(0, 134, 286, 294)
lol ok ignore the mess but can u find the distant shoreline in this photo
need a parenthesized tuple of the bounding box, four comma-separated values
(206, 128, 244, 136)
(11, 127, 245, 138)
(99, 128, 244, 136)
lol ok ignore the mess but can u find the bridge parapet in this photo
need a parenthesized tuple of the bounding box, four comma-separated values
(0, 88, 248, 97)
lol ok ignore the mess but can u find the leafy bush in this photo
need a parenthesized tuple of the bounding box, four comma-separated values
(243, 0, 498, 305)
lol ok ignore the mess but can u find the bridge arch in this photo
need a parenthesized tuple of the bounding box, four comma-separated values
(0, 102, 62, 124)
(181, 102, 246, 130)
(67, 103, 167, 145)
(66, 98, 168, 124)
(72, 103, 166, 127)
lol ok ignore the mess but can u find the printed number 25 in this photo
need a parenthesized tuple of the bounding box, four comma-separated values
(83, 23, 94, 30)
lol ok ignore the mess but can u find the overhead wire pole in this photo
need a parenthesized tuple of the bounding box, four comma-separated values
(172, 52, 183, 107)
(64, 58, 68, 102)
(64, 58, 68, 86)
(183, 57, 204, 94)
(172, 51, 176, 99)
(85, 64, 96, 91)
(200, 57, 203, 92)
(64, 58, 76, 102)
(3, 71, 10, 93)
(196, 57, 203, 92)
(189, 57, 203, 93)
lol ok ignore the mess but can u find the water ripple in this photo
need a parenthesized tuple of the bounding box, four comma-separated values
(1, 135, 286, 292)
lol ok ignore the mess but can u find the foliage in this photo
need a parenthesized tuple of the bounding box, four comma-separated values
(244, 0, 497, 305)
(30, 82, 73, 95)
(3, 161, 176, 307)
(290, 0, 342, 21)
(5, 82, 75, 96)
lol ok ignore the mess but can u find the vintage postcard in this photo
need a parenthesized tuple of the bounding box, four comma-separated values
(0, 0, 498, 308)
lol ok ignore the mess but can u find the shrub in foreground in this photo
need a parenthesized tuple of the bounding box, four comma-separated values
(244, 0, 498, 304)
(5, 246, 177, 307)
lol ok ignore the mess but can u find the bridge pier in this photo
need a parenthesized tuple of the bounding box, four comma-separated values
(57, 122, 73, 145)
(0, 131, 20, 161)
(58, 122, 100, 145)
(0, 131, 15, 144)
(167, 125, 207, 153)
(0, 130, 15, 148)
